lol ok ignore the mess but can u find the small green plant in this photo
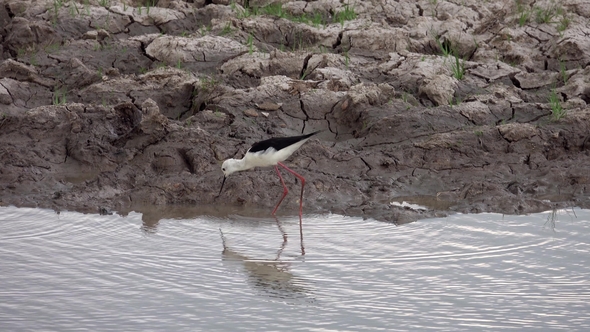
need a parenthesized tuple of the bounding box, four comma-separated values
(51, 0, 62, 25)
(518, 9, 530, 26)
(343, 50, 350, 68)
(231, 1, 344, 28)
(68, 2, 80, 17)
(308, 11, 325, 28)
(334, 3, 357, 26)
(52, 0, 65, 8)
(234, 3, 259, 19)
(139, 67, 148, 74)
(199, 24, 211, 36)
(435, 36, 452, 57)
(44, 42, 60, 53)
(559, 59, 568, 83)
(549, 89, 566, 120)
(450, 51, 465, 80)
(29, 52, 38, 66)
(200, 76, 220, 92)
(220, 22, 233, 36)
(261, 2, 285, 17)
(361, 120, 369, 131)
(557, 11, 570, 33)
(428, 0, 437, 16)
(474, 130, 483, 136)
(0, 112, 7, 128)
(176, 59, 182, 69)
(401, 92, 409, 103)
(515, 0, 531, 26)
(53, 88, 67, 105)
(16, 48, 26, 58)
(534, 4, 557, 24)
(292, 31, 304, 51)
(98, 0, 110, 8)
(247, 33, 254, 54)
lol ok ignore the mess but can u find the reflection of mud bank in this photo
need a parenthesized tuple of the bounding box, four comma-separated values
(1, 0, 589, 223)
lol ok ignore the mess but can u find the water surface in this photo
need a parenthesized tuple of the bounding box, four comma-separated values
(1, 206, 589, 331)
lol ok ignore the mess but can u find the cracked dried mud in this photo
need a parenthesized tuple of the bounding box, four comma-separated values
(1, 0, 590, 223)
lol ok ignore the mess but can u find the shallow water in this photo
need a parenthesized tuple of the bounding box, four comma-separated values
(1, 206, 589, 331)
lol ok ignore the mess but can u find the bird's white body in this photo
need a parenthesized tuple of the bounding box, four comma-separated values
(221, 137, 312, 176)
(218, 131, 321, 217)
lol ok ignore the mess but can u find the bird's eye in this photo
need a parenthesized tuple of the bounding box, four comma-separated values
(222, 168, 226, 171)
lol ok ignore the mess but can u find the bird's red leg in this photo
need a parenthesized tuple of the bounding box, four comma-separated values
(299, 214, 305, 256)
(272, 165, 289, 215)
(277, 162, 306, 218)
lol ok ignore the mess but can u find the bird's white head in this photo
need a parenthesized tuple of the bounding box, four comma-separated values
(218, 158, 243, 196)
(221, 158, 241, 177)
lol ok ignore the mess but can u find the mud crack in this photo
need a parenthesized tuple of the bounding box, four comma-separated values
(178, 148, 195, 174)
(299, 53, 312, 79)
(360, 157, 372, 172)
(139, 41, 157, 62)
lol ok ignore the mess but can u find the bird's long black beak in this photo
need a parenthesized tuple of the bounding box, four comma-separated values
(217, 176, 227, 197)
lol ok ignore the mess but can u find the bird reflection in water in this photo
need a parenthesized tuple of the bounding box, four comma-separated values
(140, 213, 160, 234)
(219, 217, 313, 302)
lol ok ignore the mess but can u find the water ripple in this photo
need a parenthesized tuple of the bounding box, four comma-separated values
(0, 207, 589, 331)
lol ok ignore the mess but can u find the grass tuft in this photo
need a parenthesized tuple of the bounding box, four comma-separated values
(220, 22, 233, 36)
(559, 59, 568, 83)
(52, 88, 67, 105)
(534, 4, 557, 24)
(549, 89, 566, 120)
(435, 36, 452, 57)
(231, 1, 355, 28)
(557, 10, 570, 33)
(450, 50, 465, 80)
(515, 0, 531, 26)
(334, 4, 357, 27)
(247, 34, 254, 54)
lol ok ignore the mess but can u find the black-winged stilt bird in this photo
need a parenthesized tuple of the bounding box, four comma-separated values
(219, 131, 321, 217)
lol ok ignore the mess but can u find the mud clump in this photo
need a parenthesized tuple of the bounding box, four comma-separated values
(1, 0, 589, 224)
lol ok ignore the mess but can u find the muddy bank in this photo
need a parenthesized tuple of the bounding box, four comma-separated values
(1, 0, 589, 223)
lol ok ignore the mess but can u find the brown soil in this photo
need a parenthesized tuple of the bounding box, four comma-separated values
(1, 0, 589, 224)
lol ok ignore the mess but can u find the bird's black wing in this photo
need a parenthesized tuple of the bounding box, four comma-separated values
(248, 131, 321, 153)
